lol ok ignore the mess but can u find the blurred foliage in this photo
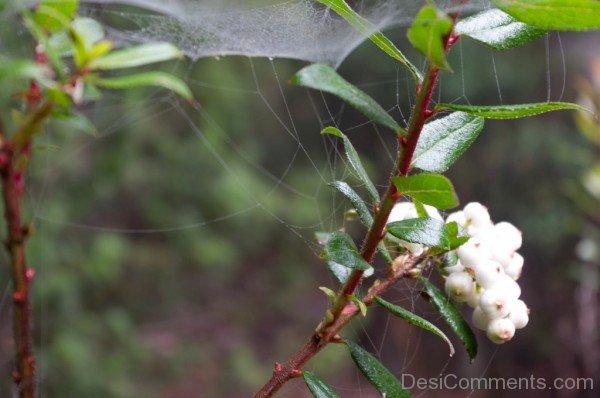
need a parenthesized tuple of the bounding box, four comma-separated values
(0, 3, 599, 398)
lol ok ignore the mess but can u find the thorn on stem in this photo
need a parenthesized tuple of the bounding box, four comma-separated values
(13, 291, 26, 303)
(11, 371, 21, 383)
(26, 268, 35, 281)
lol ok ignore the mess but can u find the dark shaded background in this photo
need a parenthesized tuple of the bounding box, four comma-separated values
(0, 3, 599, 397)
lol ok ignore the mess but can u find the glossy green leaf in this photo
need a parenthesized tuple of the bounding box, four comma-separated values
(493, 0, 600, 31)
(345, 340, 411, 398)
(412, 112, 484, 173)
(419, 277, 477, 360)
(292, 65, 402, 133)
(393, 173, 458, 209)
(303, 372, 341, 398)
(35, 0, 77, 31)
(436, 102, 591, 119)
(89, 42, 183, 70)
(323, 232, 372, 272)
(387, 218, 468, 250)
(52, 110, 98, 137)
(315, 0, 421, 81)
(322, 127, 380, 201)
(375, 296, 455, 356)
(332, 181, 373, 227)
(455, 9, 545, 50)
(407, 5, 453, 70)
(93, 72, 193, 101)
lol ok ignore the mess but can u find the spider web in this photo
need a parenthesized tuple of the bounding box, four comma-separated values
(0, 1, 583, 397)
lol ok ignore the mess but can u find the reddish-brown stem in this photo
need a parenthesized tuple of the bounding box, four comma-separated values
(0, 102, 52, 398)
(0, 144, 36, 398)
(254, 31, 457, 398)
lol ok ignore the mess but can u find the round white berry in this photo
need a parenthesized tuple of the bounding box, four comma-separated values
(446, 211, 466, 227)
(465, 288, 482, 308)
(479, 287, 512, 319)
(445, 272, 475, 302)
(456, 240, 488, 269)
(508, 299, 529, 329)
(388, 202, 415, 223)
(444, 262, 465, 274)
(490, 241, 514, 268)
(505, 253, 524, 280)
(495, 222, 522, 251)
(486, 318, 516, 344)
(493, 274, 521, 300)
(464, 202, 492, 229)
(424, 204, 443, 220)
(472, 306, 490, 330)
(473, 259, 505, 289)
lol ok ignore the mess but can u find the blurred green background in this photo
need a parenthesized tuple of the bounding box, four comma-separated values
(1, 2, 599, 397)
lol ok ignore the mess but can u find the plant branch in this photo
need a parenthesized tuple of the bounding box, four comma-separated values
(253, 31, 458, 398)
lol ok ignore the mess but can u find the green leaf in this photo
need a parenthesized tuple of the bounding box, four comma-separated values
(323, 232, 372, 272)
(332, 181, 373, 227)
(0, 59, 52, 85)
(455, 9, 545, 50)
(52, 110, 98, 137)
(35, 0, 78, 32)
(314, 0, 421, 81)
(493, 0, 600, 31)
(93, 72, 193, 101)
(345, 340, 411, 398)
(436, 102, 591, 119)
(322, 127, 380, 201)
(419, 277, 478, 360)
(412, 112, 484, 173)
(375, 296, 455, 356)
(407, 5, 453, 70)
(72, 17, 105, 51)
(348, 294, 368, 316)
(291, 65, 403, 133)
(303, 372, 341, 398)
(393, 173, 458, 209)
(89, 42, 183, 70)
(387, 218, 468, 250)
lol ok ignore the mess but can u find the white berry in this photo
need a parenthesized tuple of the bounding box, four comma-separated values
(473, 259, 505, 289)
(505, 253, 524, 280)
(508, 299, 529, 329)
(445, 272, 475, 302)
(486, 318, 516, 344)
(464, 202, 492, 228)
(472, 306, 489, 330)
(495, 221, 522, 251)
(479, 288, 512, 319)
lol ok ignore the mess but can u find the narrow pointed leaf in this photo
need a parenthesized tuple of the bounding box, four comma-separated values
(419, 277, 477, 360)
(35, 0, 77, 32)
(387, 218, 468, 250)
(407, 5, 453, 70)
(345, 340, 411, 398)
(94, 72, 193, 101)
(0, 59, 52, 85)
(455, 9, 545, 50)
(292, 65, 402, 133)
(493, 0, 600, 31)
(322, 127, 380, 201)
(436, 102, 591, 119)
(375, 296, 455, 356)
(315, 0, 421, 81)
(89, 42, 183, 70)
(323, 232, 372, 271)
(303, 372, 341, 398)
(332, 181, 373, 227)
(412, 112, 484, 173)
(393, 173, 458, 209)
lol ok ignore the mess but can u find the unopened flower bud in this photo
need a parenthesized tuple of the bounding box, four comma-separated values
(486, 318, 516, 344)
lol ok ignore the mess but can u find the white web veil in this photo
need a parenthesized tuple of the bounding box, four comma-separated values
(76, 0, 490, 66)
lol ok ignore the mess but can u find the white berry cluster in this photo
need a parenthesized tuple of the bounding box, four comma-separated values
(443, 202, 529, 344)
